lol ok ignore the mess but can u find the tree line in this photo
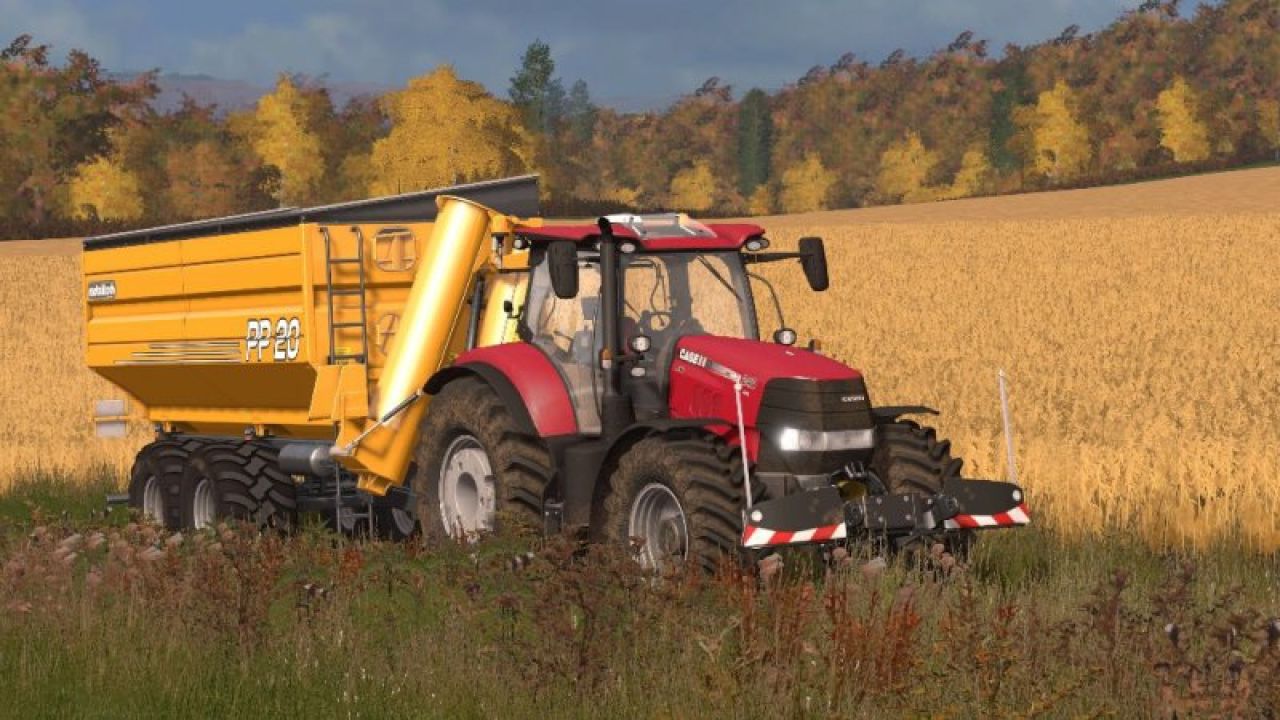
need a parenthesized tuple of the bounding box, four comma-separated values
(1, 0, 1277, 239)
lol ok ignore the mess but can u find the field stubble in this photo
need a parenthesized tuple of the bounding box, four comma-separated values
(1, 201, 1278, 550)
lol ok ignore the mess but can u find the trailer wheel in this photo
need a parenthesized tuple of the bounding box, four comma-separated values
(372, 499, 418, 541)
(596, 434, 753, 573)
(412, 379, 552, 539)
(871, 420, 973, 553)
(180, 442, 297, 531)
(127, 437, 208, 530)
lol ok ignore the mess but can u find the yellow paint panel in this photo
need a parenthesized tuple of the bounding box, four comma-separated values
(183, 255, 303, 298)
(83, 242, 182, 274)
(180, 227, 301, 265)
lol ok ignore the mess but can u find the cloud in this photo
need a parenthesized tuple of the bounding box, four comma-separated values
(6, 0, 1147, 109)
(0, 0, 120, 61)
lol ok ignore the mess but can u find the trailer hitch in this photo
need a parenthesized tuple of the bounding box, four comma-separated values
(741, 479, 1029, 549)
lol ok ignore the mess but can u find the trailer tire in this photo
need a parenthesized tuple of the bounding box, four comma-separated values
(127, 437, 208, 530)
(180, 442, 297, 531)
(871, 420, 973, 553)
(372, 497, 418, 541)
(596, 434, 754, 573)
(412, 379, 551, 539)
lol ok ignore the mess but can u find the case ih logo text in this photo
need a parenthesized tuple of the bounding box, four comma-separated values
(87, 280, 117, 302)
(678, 348, 708, 368)
(841, 394, 867, 404)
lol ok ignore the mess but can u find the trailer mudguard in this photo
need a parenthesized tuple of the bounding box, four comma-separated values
(425, 343, 578, 438)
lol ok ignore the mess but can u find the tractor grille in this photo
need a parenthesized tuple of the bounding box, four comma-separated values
(757, 377, 873, 432)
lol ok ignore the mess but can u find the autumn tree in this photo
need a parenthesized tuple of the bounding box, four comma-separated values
(67, 150, 143, 221)
(942, 147, 993, 199)
(165, 140, 242, 219)
(0, 35, 154, 223)
(1015, 80, 1092, 181)
(1259, 99, 1280, 159)
(369, 66, 531, 195)
(668, 160, 717, 211)
(875, 131, 938, 202)
(778, 153, 836, 213)
(1155, 76, 1210, 163)
(242, 75, 325, 204)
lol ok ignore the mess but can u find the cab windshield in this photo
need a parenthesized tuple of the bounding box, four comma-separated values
(621, 251, 758, 345)
(522, 249, 758, 433)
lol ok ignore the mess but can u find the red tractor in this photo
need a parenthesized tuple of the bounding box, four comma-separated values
(415, 213, 1027, 569)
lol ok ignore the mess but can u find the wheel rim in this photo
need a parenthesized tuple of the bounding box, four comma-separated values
(142, 476, 164, 524)
(192, 478, 216, 530)
(438, 435, 495, 538)
(628, 483, 689, 570)
(390, 507, 417, 537)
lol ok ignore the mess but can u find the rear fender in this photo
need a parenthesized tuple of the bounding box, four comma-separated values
(424, 343, 577, 438)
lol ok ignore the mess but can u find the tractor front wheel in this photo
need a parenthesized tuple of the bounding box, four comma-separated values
(596, 434, 753, 573)
(870, 420, 972, 554)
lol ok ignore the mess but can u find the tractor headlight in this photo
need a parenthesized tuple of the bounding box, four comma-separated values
(777, 427, 875, 452)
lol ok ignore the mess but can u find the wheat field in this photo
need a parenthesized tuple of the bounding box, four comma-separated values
(2, 168, 1277, 549)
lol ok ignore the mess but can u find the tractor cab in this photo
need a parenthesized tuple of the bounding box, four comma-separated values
(513, 214, 826, 437)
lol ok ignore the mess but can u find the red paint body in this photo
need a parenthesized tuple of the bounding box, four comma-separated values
(514, 223, 765, 251)
(449, 343, 578, 437)
(667, 336, 860, 460)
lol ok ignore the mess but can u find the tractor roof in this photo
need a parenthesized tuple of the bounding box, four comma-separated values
(515, 215, 765, 252)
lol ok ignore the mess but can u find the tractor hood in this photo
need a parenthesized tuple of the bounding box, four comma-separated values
(667, 335, 873, 467)
(672, 335, 858, 388)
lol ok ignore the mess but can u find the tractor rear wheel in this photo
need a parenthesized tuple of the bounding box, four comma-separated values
(412, 379, 552, 539)
(870, 420, 972, 553)
(596, 434, 754, 573)
(179, 442, 297, 531)
(127, 437, 208, 529)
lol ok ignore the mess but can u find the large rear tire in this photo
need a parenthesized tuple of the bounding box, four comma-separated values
(411, 379, 552, 539)
(871, 420, 972, 553)
(596, 434, 754, 573)
(179, 441, 297, 531)
(127, 437, 209, 530)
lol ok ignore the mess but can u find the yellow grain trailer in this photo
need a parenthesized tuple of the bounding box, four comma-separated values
(85, 176, 539, 535)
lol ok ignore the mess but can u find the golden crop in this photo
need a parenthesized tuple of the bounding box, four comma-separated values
(2, 170, 1276, 550)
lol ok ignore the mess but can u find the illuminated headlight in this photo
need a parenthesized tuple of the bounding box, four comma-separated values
(777, 427, 875, 452)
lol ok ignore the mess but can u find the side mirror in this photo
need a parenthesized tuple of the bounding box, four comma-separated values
(798, 237, 829, 292)
(547, 240, 579, 299)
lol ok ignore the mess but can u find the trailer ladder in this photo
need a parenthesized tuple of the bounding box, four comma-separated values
(322, 226, 370, 365)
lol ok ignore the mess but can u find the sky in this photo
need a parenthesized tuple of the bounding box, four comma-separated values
(2, 0, 1139, 110)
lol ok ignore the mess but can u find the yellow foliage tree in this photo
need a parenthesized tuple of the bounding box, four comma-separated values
(778, 153, 836, 213)
(1015, 80, 1092, 181)
(369, 66, 531, 195)
(1156, 76, 1210, 164)
(67, 154, 143, 221)
(165, 140, 241, 219)
(747, 185, 773, 215)
(1256, 99, 1280, 156)
(248, 75, 324, 204)
(941, 147, 992, 200)
(668, 161, 717, 212)
(876, 132, 938, 203)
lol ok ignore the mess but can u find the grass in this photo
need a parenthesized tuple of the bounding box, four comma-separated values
(2, 472, 1280, 718)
